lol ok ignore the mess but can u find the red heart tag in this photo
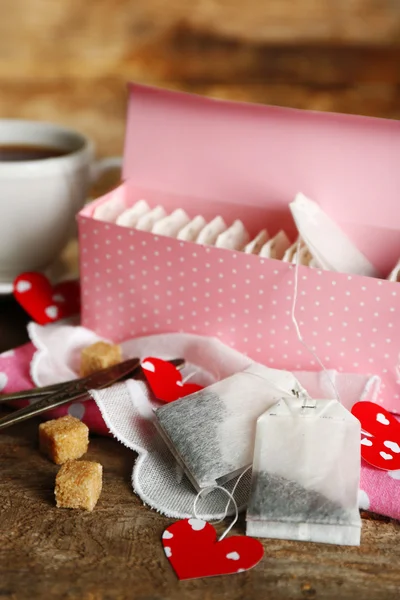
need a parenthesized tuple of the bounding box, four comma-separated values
(162, 518, 264, 580)
(13, 272, 80, 325)
(141, 357, 203, 403)
(351, 402, 400, 471)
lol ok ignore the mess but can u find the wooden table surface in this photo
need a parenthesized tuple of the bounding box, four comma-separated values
(1, 300, 400, 600)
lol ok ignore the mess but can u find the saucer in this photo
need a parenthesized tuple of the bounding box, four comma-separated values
(0, 238, 79, 297)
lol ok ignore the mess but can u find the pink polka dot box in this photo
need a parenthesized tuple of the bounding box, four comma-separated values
(77, 83, 400, 415)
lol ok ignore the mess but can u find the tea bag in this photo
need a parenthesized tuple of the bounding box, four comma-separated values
(244, 229, 269, 254)
(259, 231, 290, 259)
(387, 258, 400, 282)
(291, 243, 317, 267)
(215, 219, 250, 250)
(196, 216, 227, 245)
(154, 363, 308, 491)
(152, 209, 190, 237)
(282, 239, 299, 263)
(93, 186, 126, 222)
(177, 215, 207, 242)
(246, 396, 361, 546)
(290, 193, 379, 277)
(116, 199, 150, 227)
(136, 205, 167, 231)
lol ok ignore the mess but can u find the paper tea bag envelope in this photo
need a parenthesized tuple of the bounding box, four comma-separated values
(154, 363, 307, 492)
(246, 396, 361, 546)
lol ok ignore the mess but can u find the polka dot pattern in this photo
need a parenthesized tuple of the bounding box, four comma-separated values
(79, 219, 400, 413)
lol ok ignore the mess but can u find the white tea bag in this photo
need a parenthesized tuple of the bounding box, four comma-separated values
(177, 215, 207, 242)
(244, 229, 269, 254)
(136, 205, 167, 231)
(291, 244, 318, 267)
(290, 193, 378, 277)
(116, 199, 150, 227)
(282, 239, 300, 263)
(246, 396, 361, 546)
(152, 208, 190, 237)
(154, 363, 307, 491)
(216, 219, 250, 251)
(93, 187, 126, 222)
(259, 231, 291, 259)
(309, 256, 324, 269)
(387, 258, 400, 282)
(196, 216, 227, 245)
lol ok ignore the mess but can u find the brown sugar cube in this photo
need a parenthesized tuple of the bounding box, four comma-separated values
(55, 460, 102, 511)
(80, 341, 122, 377)
(39, 415, 89, 465)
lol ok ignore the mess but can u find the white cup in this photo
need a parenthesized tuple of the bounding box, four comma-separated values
(0, 119, 121, 289)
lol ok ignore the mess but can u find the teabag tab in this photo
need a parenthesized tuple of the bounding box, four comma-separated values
(246, 396, 361, 546)
(196, 216, 227, 245)
(387, 258, 400, 282)
(215, 219, 250, 250)
(177, 215, 207, 242)
(154, 363, 308, 491)
(282, 242, 298, 263)
(152, 209, 190, 237)
(291, 244, 318, 267)
(116, 199, 150, 227)
(259, 231, 290, 259)
(136, 205, 166, 231)
(93, 186, 126, 222)
(244, 229, 269, 254)
(290, 193, 379, 277)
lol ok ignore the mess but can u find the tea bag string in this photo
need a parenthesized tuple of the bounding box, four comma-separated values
(292, 238, 340, 404)
(193, 466, 252, 541)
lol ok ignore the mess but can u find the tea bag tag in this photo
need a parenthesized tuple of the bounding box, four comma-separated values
(162, 482, 264, 580)
(246, 395, 362, 546)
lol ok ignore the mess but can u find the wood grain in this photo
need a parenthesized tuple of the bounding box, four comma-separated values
(1, 0, 399, 82)
(1, 406, 400, 600)
(1, 77, 399, 159)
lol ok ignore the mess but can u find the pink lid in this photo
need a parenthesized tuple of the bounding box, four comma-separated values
(123, 83, 400, 234)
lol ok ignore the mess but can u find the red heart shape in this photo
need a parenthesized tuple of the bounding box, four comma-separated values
(351, 402, 400, 471)
(162, 518, 264, 580)
(141, 357, 203, 403)
(13, 272, 80, 325)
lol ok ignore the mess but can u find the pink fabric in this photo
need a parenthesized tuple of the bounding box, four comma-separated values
(1, 343, 399, 521)
(0, 343, 108, 435)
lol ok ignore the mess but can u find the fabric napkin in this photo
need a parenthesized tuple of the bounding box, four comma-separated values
(1, 322, 399, 521)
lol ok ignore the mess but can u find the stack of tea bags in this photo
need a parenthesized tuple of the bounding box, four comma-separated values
(93, 190, 386, 278)
(92, 195, 298, 256)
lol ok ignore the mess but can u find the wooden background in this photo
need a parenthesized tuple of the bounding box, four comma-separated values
(1, 0, 400, 158)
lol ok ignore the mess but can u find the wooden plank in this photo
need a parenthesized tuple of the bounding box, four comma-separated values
(0, 78, 399, 158)
(1, 408, 400, 600)
(1, 0, 400, 84)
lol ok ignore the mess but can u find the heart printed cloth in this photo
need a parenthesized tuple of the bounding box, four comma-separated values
(1, 321, 400, 521)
